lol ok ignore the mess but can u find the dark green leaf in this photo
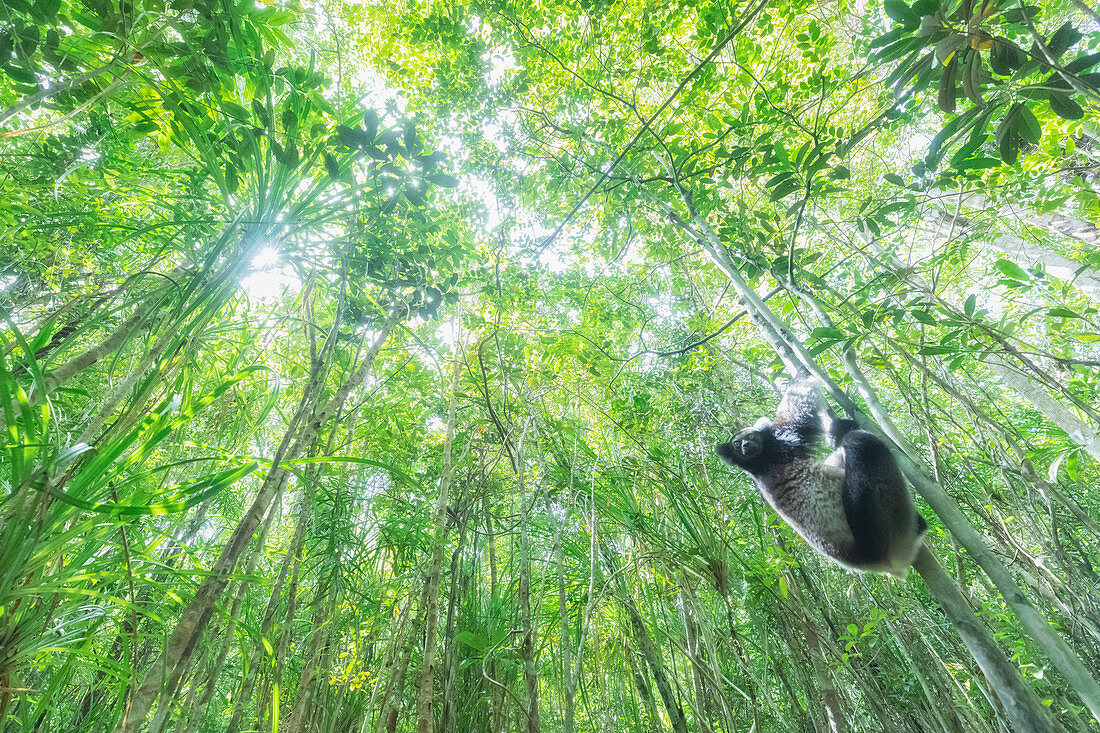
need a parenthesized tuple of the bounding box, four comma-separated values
(938, 54, 959, 113)
(884, 0, 917, 24)
(323, 152, 340, 179)
(427, 173, 459, 188)
(1016, 104, 1040, 143)
(1048, 93, 1083, 120)
(1065, 52, 1100, 74)
(1047, 22, 1082, 60)
(251, 98, 270, 127)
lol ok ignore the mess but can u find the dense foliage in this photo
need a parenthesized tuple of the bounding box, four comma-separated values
(1, 0, 1099, 731)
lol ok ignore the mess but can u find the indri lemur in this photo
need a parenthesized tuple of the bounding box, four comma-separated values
(717, 375, 926, 578)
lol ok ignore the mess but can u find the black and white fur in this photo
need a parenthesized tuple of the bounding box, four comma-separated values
(716, 375, 927, 578)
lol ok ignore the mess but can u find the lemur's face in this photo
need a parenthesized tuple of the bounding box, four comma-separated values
(716, 428, 764, 465)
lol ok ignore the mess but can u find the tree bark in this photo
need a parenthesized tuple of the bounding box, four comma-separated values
(414, 341, 463, 733)
(912, 546, 1056, 732)
(613, 578, 688, 733)
(986, 356, 1100, 462)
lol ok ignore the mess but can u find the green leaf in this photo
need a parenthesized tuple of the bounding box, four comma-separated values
(1046, 308, 1078, 318)
(251, 98, 270, 127)
(990, 38, 1023, 75)
(994, 259, 1028, 280)
(427, 173, 459, 188)
(323, 152, 340, 179)
(1047, 22, 1082, 60)
(1048, 93, 1083, 120)
(1072, 332, 1100, 342)
(1065, 52, 1100, 74)
(810, 327, 846, 340)
(938, 54, 959, 113)
(1016, 104, 1041, 144)
(884, 0, 919, 25)
(911, 309, 938, 326)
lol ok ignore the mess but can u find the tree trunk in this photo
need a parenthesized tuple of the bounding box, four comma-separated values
(554, 495, 575, 733)
(986, 355, 1100, 462)
(225, 501, 312, 733)
(615, 583, 688, 733)
(912, 547, 1056, 732)
(439, 489, 469, 733)
(517, 444, 541, 733)
(414, 342, 463, 733)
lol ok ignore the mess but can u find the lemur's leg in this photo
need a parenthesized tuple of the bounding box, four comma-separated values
(774, 374, 825, 449)
(838, 430, 899, 563)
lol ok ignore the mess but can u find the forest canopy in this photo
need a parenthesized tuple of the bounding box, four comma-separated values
(1, 0, 1099, 731)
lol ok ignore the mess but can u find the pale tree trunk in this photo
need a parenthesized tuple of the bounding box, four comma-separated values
(986, 233, 1100, 302)
(439, 489, 469, 733)
(42, 296, 157, 394)
(561, 459, 608, 733)
(224, 500, 312, 733)
(624, 645, 663, 731)
(414, 339, 463, 733)
(926, 205, 1100, 301)
(802, 614, 846, 733)
(608, 554, 688, 733)
(656, 183, 1100, 724)
(517, 437, 541, 733)
(377, 591, 424, 733)
(913, 547, 1056, 732)
(483, 495, 506, 733)
(781, 576, 846, 733)
(882, 615, 966, 733)
(115, 322, 393, 733)
(284, 575, 336, 733)
(986, 356, 1100, 462)
(679, 587, 714, 733)
(949, 193, 1100, 249)
(553, 495, 574, 733)
(149, 488, 280, 733)
(361, 591, 412, 733)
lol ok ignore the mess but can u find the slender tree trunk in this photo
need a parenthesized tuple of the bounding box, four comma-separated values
(414, 340, 463, 733)
(482, 493, 505, 733)
(284, 575, 336, 733)
(680, 590, 714, 733)
(439, 490, 469, 733)
(912, 547, 1056, 732)
(883, 615, 965, 733)
(517, 442, 541, 733)
(986, 356, 1100, 462)
(614, 582, 688, 733)
(116, 324, 392, 732)
(376, 590, 423, 733)
(625, 645, 663, 731)
(225, 501, 312, 733)
(554, 495, 575, 733)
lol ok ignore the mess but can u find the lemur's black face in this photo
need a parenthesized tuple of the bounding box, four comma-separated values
(716, 428, 765, 467)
